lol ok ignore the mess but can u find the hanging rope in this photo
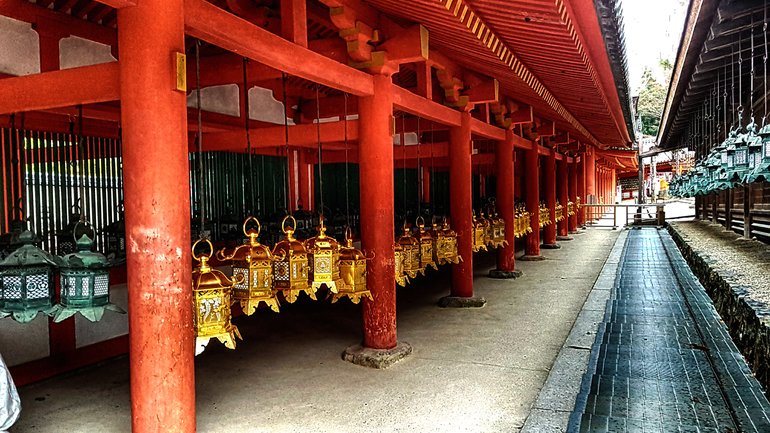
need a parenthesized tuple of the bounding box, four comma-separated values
(242, 58, 256, 214)
(343, 93, 350, 228)
(281, 73, 290, 214)
(315, 85, 324, 216)
(195, 40, 205, 235)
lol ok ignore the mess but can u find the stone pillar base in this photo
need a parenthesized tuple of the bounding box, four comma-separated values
(541, 243, 561, 249)
(488, 269, 523, 279)
(343, 342, 413, 369)
(556, 236, 574, 241)
(438, 296, 487, 308)
(519, 255, 546, 261)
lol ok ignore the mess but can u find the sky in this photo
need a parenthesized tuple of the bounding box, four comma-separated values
(620, 0, 688, 95)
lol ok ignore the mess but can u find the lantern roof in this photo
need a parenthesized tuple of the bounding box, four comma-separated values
(0, 231, 60, 268)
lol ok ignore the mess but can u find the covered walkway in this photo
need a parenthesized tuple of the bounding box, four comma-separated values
(570, 228, 770, 432)
(13, 229, 619, 433)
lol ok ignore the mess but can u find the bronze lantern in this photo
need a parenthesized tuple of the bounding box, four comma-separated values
(54, 222, 124, 323)
(440, 218, 462, 264)
(397, 223, 422, 279)
(394, 242, 409, 287)
(332, 228, 373, 304)
(414, 217, 437, 274)
(272, 215, 313, 303)
(305, 216, 342, 294)
(216, 217, 280, 315)
(0, 230, 59, 323)
(192, 238, 243, 355)
(489, 212, 507, 249)
(472, 213, 487, 252)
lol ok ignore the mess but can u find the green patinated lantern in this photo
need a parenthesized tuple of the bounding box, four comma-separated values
(748, 122, 770, 183)
(57, 204, 84, 256)
(53, 222, 124, 322)
(104, 203, 126, 261)
(0, 230, 59, 323)
(729, 122, 755, 184)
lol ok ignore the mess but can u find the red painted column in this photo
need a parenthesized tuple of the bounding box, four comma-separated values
(118, 1, 194, 432)
(288, 150, 299, 212)
(524, 143, 541, 258)
(449, 111, 475, 297)
(359, 75, 396, 349)
(585, 148, 596, 202)
(568, 158, 578, 233)
(38, 25, 78, 362)
(297, 150, 310, 211)
(492, 129, 518, 276)
(422, 166, 431, 204)
(577, 155, 586, 227)
(542, 147, 557, 247)
(557, 155, 569, 238)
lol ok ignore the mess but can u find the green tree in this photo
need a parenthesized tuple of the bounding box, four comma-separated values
(637, 67, 667, 136)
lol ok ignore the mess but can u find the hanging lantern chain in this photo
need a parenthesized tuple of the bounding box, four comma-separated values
(315, 84, 324, 215)
(242, 58, 256, 215)
(76, 104, 87, 223)
(751, 17, 756, 120)
(343, 92, 351, 228)
(732, 46, 736, 127)
(281, 73, 290, 214)
(401, 114, 407, 221)
(430, 120, 435, 217)
(416, 117, 421, 217)
(195, 39, 206, 235)
(738, 31, 744, 125)
(762, 0, 767, 126)
(724, 61, 729, 134)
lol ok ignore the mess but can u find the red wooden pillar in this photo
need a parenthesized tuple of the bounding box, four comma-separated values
(557, 155, 570, 238)
(297, 150, 310, 211)
(577, 154, 586, 227)
(523, 142, 541, 259)
(358, 75, 397, 349)
(490, 129, 520, 278)
(585, 149, 596, 202)
(568, 158, 578, 233)
(542, 148, 558, 248)
(118, 1, 195, 431)
(422, 166, 431, 204)
(288, 150, 299, 212)
(446, 111, 482, 303)
(38, 24, 78, 362)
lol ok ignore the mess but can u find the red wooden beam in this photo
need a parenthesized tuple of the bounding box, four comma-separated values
(469, 116, 505, 140)
(2, 0, 117, 45)
(184, 0, 373, 96)
(93, 0, 136, 8)
(0, 62, 120, 114)
(202, 120, 359, 151)
(391, 85, 461, 126)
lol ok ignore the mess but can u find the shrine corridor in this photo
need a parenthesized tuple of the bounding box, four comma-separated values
(568, 228, 770, 432)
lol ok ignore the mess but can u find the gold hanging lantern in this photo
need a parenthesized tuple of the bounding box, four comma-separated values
(397, 223, 422, 279)
(490, 212, 508, 248)
(305, 216, 342, 294)
(555, 201, 564, 223)
(271, 215, 313, 303)
(567, 201, 575, 216)
(332, 228, 373, 304)
(440, 218, 462, 264)
(539, 202, 551, 228)
(192, 238, 243, 355)
(472, 213, 487, 252)
(480, 212, 493, 248)
(216, 217, 280, 315)
(394, 242, 409, 287)
(414, 216, 437, 274)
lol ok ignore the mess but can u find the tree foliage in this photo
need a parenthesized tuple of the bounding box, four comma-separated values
(637, 67, 667, 136)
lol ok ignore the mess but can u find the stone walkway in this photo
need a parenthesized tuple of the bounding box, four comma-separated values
(11, 229, 618, 432)
(569, 228, 770, 432)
